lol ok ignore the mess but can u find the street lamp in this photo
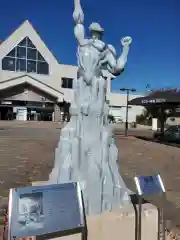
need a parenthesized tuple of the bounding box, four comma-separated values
(120, 88, 136, 136)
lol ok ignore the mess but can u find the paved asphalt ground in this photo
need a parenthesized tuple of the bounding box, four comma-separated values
(0, 122, 179, 237)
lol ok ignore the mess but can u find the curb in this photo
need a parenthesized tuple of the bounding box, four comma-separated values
(119, 136, 137, 140)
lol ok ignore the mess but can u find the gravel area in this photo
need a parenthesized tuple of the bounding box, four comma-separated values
(0, 121, 179, 238)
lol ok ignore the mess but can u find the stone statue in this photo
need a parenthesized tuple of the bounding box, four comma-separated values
(49, 0, 133, 215)
(73, 0, 132, 118)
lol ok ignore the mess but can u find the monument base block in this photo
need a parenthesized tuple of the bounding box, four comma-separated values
(32, 181, 159, 240)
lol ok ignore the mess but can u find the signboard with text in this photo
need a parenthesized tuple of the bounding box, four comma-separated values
(8, 182, 85, 240)
(134, 174, 165, 196)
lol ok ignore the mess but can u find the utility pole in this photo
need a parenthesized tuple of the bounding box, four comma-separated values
(120, 88, 136, 136)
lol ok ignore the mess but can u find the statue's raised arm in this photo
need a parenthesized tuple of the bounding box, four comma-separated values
(106, 36, 132, 76)
(73, 0, 86, 45)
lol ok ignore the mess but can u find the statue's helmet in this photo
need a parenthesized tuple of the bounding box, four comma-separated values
(89, 22, 104, 33)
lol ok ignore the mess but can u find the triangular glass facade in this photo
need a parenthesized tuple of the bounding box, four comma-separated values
(2, 37, 49, 75)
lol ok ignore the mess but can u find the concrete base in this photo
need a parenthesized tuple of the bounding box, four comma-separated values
(32, 181, 159, 240)
(57, 204, 158, 240)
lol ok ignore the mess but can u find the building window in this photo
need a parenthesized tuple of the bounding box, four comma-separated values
(61, 78, 73, 89)
(2, 37, 49, 75)
(18, 38, 26, 47)
(2, 57, 15, 71)
(27, 48, 37, 60)
(37, 62, 49, 75)
(17, 47, 26, 59)
(27, 60, 36, 73)
(7, 48, 16, 57)
(16, 59, 26, 72)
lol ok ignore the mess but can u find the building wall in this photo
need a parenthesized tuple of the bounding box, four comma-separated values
(0, 62, 77, 100)
(109, 105, 144, 123)
(2, 85, 55, 102)
(107, 91, 144, 122)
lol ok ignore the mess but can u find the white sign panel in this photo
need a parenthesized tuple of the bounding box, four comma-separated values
(152, 118, 158, 131)
(16, 107, 27, 121)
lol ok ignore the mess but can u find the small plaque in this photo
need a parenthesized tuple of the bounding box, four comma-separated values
(8, 182, 85, 239)
(134, 174, 165, 196)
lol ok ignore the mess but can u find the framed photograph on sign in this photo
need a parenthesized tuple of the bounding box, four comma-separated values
(17, 192, 44, 230)
(8, 182, 85, 240)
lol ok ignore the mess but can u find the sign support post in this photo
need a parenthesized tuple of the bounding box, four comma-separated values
(134, 174, 166, 240)
(137, 195, 142, 240)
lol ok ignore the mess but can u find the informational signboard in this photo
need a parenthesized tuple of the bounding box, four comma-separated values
(8, 182, 86, 240)
(134, 174, 165, 196)
(134, 174, 166, 240)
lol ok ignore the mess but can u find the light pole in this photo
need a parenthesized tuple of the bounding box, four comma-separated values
(146, 84, 153, 93)
(120, 88, 136, 136)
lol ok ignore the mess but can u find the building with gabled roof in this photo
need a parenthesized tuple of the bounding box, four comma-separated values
(0, 20, 143, 122)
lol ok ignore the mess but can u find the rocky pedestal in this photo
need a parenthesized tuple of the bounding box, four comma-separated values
(48, 105, 132, 215)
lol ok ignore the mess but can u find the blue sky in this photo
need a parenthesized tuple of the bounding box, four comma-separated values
(0, 0, 180, 94)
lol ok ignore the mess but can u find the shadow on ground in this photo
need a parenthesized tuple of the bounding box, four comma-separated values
(135, 136, 180, 148)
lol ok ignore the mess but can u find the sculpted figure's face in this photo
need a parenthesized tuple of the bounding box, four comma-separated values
(91, 31, 103, 40)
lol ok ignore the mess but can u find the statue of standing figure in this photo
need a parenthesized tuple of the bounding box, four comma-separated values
(49, 0, 133, 215)
(73, 0, 132, 118)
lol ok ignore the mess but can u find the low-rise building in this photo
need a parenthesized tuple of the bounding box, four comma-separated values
(0, 20, 144, 122)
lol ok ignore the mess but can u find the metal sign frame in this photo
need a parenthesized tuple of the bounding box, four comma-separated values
(8, 182, 87, 240)
(134, 174, 166, 240)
